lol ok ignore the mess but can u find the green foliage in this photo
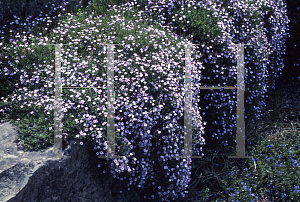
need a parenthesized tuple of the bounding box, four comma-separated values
(221, 121, 300, 201)
(9, 108, 54, 151)
(0, 0, 295, 201)
(172, 3, 223, 43)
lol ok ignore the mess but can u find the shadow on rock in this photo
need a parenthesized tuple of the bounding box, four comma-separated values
(0, 121, 145, 202)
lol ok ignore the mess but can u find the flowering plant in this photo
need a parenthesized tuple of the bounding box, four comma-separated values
(0, 2, 206, 201)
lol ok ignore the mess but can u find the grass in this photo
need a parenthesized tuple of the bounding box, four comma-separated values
(0, 0, 299, 201)
(213, 81, 300, 201)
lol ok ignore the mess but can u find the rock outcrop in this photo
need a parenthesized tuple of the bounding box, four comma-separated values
(0, 121, 144, 202)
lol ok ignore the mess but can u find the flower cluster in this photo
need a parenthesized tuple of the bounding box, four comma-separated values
(137, 0, 289, 158)
(0, 1, 206, 201)
(0, 0, 290, 201)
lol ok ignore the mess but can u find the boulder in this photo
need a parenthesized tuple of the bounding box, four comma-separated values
(0, 121, 144, 202)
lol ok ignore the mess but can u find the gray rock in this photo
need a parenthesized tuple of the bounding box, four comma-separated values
(0, 121, 145, 202)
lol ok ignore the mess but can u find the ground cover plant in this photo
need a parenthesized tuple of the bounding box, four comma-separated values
(218, 81, 300, 201)
(121, 0, 290, 201)
(0, 0, 297, 201)
(0, 1, 206, 201)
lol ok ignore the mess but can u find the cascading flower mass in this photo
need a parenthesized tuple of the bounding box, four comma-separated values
(0, 0, 289, 201)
